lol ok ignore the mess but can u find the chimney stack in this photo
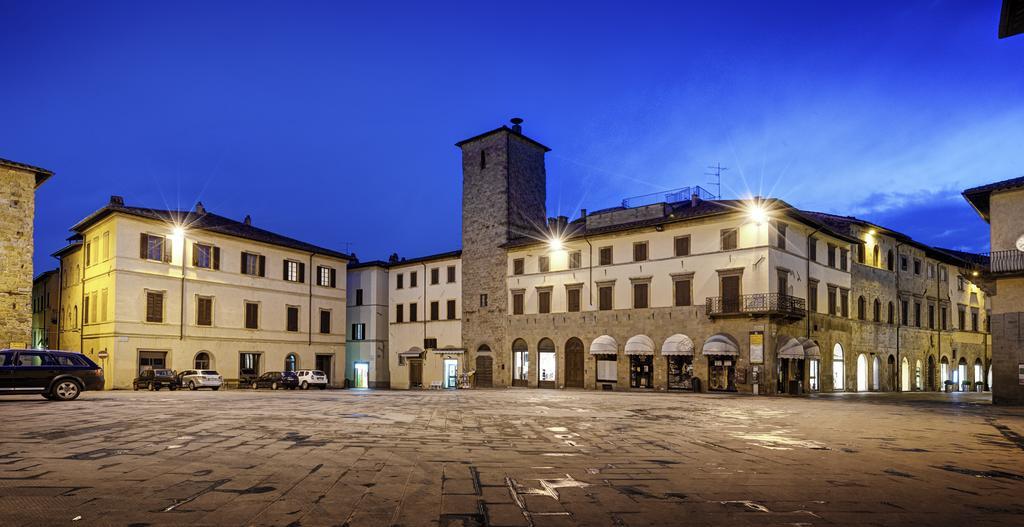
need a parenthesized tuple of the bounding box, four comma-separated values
(691, 193, 700, 208)
(195, 201, 206, 215)
(243, 214, 252, 225)
(557, 215, 568, 231)
(109, 195, 124, 207)
(580, 208, 587, 218)
(510, 117, 523, 134)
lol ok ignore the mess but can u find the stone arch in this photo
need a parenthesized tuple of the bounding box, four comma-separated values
(537, 338, 557, 388)
(856, 353, 868, 391)
(857, 296, 866, 320)
(832, 343, 845, 391)
(873, 245, 880, 267)
(194, 351, 212, 370)
(511, 338, 529, 387)
(475, 345, 493, 388)
(285, 353, 299, 372)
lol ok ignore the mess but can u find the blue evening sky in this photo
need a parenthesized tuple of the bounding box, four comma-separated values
(2, 1, 1021, 272)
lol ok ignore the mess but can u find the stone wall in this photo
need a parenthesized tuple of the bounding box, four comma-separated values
(460, 129, 547, 387)
(0, 165, 36, 348)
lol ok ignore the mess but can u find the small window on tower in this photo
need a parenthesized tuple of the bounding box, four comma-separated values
(480, 150, 486, 169)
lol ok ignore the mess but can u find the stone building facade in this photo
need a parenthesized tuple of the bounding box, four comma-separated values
(0, 158, 52, 349)
(458, 123, 549, 388)
(345, 260, 390, 389)
(964, 177, 1024, 405)
(381, 120, 991, 395)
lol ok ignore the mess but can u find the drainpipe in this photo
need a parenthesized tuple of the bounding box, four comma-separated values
(80, 262, 84, 354)
(180, 237, 186, 340)
(56, 258, 63, 349)
(805, 227, 821, 339)
(309, 253, 315, 346)
(936, 262, 941, 391)
(584, 235, 594, 307)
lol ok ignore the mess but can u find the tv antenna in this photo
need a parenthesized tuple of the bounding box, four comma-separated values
(704, 163, 726, 199)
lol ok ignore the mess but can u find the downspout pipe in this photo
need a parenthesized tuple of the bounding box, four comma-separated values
(585, 235, 594, 307)
(56, 257, 63, 350)
(894, 241, 904, 391)
(309, 253, 315, 346)
(180, 238, 186, 340)
(805, 227, 821, 339)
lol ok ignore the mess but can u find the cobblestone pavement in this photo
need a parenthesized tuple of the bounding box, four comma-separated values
(1, 389, 1023, 527)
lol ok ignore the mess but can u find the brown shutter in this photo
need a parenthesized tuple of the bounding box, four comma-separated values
(258, 255, 266, 277)
(330, 268, 337, 288)
(298, 262, 305, 283)
(162, 238, 171, 262)
(192, 243, 199, 266)
(139, 233, 148, 259)
(283, 260, 289, 280)
(213, 247, 220, 270)
(241, 252, 247, 274)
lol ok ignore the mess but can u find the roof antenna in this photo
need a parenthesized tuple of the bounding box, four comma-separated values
(704, 163, 726, 199)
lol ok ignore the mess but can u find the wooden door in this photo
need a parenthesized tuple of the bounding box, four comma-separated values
(409, 359, 423, 388)
(564, 339, 584, 388)
(475, 355, 493, 388)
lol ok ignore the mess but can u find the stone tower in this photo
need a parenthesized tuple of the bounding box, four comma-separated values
(458, 119, 549, 386)
(0, 159, 52, 348)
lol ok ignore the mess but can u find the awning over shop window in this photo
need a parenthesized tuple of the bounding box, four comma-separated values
(399, 347, 424, 358)
(589, 335, 618, 355)
(777, 337, 805, 359)
(624, 335, 655, 355)
(661, 334, 695, 356)
(701, 333, 739, 356)
(799, 337, 821, 359)
(431, 347, 465, 354)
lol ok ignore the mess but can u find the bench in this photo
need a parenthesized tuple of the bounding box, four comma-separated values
(430, 381, 444, 390)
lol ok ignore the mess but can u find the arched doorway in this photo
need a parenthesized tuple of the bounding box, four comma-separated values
(475, 345, 493, 388)
(974, 359, 983, 391)
(625, 335, 655, 389)
(538, 338, 556, 389)
(927, 355, 936, 391)
(957, 358, 968, 391)
(900, 357, 910, 391)
(940, 356, 950, 389)
(564, 338, 584, 388)
(512, 339, 529, 387)
(915, 359, 923, 390)
(194, 351, 212, 370)
(832, 343, 845, 391)
(872, 356, 881, 390)
(285, 353, 298, 372)
(856, 354, 868, 392)
(887, 355, 896, 391)
(704, 334, 739, 392)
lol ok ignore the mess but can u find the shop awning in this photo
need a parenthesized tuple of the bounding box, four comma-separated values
(431, 347, 465, 354)
(777, 337, 805, 359)
(799, 337, 821, 359)
(661, 334, 695, 356)
(589, 335, 618, 355)
(702, 333, 739, 356)
(624, 335, 655, 355)
(399, 347, 424, 358)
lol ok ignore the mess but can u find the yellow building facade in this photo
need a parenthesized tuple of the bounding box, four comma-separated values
(56, 197, 349, 389)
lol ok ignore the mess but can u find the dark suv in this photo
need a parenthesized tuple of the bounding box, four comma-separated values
(0, 349, 104, 401)
(132, 369, 179, 391)
(251, 371, 299, 390)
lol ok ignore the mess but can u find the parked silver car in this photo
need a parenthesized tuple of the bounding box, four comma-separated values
(177, 370, 223, 391)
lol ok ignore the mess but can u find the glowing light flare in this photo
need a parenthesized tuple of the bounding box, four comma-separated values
(548, 235, 564, 252)
(745, 201, 769, 225)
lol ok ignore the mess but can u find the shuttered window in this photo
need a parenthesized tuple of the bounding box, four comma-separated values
(283, 260, 304, 282)
(721, 229, 738, 251)
(447, 265, 456, 283)
(599, 285, 613, 310)
(430, 301, 439, 321)
(196, 296, 213, 326)
(674, 236, 690, 257)
(538, 290, 551, 314)
(633, 242, 648, 262)
(513, 259, 525, 275)
(633, 283, 649, 309)
(242, 252, 264, 276)
(244, 302, 259, 329)
(286, 306, 299, 332)
(146, 292, 163, 323)
(430, 268, 439, 284)
(319, 310, 331, 334)
(599, 247, 613, 265)
(673, 278, 692, 307)
(447, 299, 456, 320)
(193, 243, 218, 269)
(140, 234, 169, 262)
(567, 287, 581, 312)
(512, 292, 524, 315)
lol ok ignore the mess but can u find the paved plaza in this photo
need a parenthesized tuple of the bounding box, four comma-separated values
(1, 389, 1022, 526)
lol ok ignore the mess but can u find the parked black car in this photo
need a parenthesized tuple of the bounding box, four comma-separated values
(251, 371, 299, 390)
(0, 349, 104, 401)
(132, 369, 179, 391)
(237, 367, 259, 388)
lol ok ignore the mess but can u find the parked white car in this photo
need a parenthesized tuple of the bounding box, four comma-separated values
(296, 370, 328, 390)
(178, 370, 223, 391)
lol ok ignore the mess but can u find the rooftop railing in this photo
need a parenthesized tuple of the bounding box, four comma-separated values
(984, 250, 1024, 274)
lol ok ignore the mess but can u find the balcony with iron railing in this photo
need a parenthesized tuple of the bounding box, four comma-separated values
(705, 293, 806, 319)
(981, 250, 1024, 274)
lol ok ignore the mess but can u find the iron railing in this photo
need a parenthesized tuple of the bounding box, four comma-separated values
(983, 250, 1024, 274)
(706, 293, 806, 318)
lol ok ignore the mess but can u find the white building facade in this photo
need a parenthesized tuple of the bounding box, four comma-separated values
(345, 261, 390, 388)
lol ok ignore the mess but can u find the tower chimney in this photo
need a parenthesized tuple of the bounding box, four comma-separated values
(510, 117, 523, 134)
(195, 201, 206, 215)
(691, 193, 700, 208)
(109, 195, 124, 207)
(243, 214, 251, 225)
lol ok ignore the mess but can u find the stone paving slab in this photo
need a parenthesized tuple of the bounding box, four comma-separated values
(0, 390, 1021, 526)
